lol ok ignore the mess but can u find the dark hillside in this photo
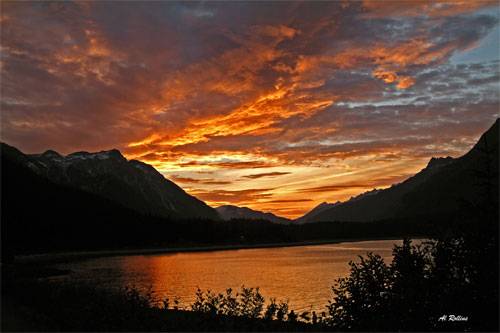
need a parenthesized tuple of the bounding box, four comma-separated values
(309, 119, 499, 222)
(1, 152, 179, 257)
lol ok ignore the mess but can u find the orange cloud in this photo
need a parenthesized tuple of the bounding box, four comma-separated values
(188, 188, 275, 207)
(2, 1, 498, 219)
(168, 176, 232, 185)
(175, 160, 279, 169)
(372, 69, 416, 89)
(261, 199, 313, 204)
(299, 184, 372, 193)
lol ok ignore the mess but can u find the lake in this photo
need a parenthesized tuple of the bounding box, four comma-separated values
(50, 239, 421, 313)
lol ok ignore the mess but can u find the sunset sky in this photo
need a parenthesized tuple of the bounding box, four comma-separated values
(1, 1, 499, 219)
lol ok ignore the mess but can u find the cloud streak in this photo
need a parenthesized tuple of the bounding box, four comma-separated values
(242, 172, 292, 179)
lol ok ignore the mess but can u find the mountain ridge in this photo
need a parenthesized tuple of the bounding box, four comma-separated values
(299, 119, 499, 223)
(216, 205, 291, 224)
(1, 142, 219, 220)
(2, 119, 498, 225)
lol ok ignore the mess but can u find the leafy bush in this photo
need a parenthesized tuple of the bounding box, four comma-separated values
(190, 286, 295, 321)
(325, 252, 393, 329)
(325, 235, 498, 331)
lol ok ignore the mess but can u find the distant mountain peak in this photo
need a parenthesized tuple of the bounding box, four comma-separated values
(294, 200, 342, 224)
(99, 149, 126, 162)
(4, 143, 219, 220)
(426, 156, 454, 169)
(346, 188, 382, 204)
(300, 119, 499, 223)
(216, 205, 291, 224)
(103, 149, 125, 160)
(66, 149, 126, 162)
(42, 150, 63, 159)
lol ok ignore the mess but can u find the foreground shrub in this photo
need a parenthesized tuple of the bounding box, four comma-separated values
(190, 286, 298, 322)
(325, 235, 498, 331)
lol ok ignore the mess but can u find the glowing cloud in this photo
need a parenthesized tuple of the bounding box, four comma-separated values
(1, 1, 498, 218)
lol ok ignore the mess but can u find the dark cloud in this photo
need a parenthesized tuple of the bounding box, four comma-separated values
(242, 172, 291, 179)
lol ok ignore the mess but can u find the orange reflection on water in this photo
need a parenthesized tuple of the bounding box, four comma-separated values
(54, 240, 424, 313)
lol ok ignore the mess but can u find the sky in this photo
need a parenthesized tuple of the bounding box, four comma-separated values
(1, 1, 499, 219)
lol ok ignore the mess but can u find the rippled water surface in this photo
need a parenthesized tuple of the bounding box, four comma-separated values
(53, 239, 421, 312)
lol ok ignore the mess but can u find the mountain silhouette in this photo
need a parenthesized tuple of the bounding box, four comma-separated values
(1, 119, 498, 258)
(216, 205, 291, 224)
(299, 119, 499, 223)
(294, 201, 341, 224)
(0, 143, 218, 220)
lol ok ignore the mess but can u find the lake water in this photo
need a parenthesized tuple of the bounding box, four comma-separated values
(51, 239, 420, 313)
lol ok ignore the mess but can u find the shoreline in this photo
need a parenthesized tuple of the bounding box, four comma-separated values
(14, 236, 420, 264)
